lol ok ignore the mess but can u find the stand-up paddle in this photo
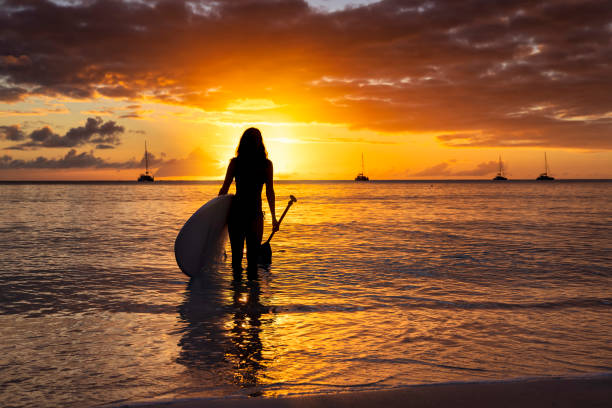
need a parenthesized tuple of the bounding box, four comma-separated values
(259, 195, 297, 264)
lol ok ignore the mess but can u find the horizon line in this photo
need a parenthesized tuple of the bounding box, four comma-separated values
(1, 178, 611, 183)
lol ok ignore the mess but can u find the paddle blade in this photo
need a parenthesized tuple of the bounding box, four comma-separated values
(259, 241, 272, 265)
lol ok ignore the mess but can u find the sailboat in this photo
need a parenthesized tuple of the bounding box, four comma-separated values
(354, 153, 369, 181)
(536, 152, 554, 181)
(492, 155, 508, 180)
(137, 141, 154, 182)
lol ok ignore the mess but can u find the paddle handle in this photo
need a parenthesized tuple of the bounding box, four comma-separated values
(265, 196, 296, 244)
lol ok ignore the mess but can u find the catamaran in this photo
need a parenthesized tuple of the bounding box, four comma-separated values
(354, 153, 369, 181)
(137, 141, 154, 182)
(492, 155, 508, 180)
(536, 152, 554, 181)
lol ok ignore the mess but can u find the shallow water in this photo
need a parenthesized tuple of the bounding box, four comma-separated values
(1, 181, 611, 407)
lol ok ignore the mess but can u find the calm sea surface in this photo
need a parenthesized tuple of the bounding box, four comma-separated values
(1, 181, 611, 407)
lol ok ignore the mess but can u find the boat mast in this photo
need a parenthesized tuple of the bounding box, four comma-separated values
(361, 153, 365, 175)
(145, 141, 149, 175)
(544, 152, 548, 175)
(498, 155, 503, 176)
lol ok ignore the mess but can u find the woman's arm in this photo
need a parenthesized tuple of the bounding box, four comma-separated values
(218, 159, 235, 195)
(265, 161, 279, 231)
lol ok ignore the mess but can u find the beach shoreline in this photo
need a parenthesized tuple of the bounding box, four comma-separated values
(111, 374, 612, 408)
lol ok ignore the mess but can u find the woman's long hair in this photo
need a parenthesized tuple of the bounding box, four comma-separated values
(236, 127, 268, 163)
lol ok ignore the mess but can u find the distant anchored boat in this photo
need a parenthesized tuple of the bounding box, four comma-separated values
(492, 155, 508, 181)
(536, 152, 555, 181)
(137, 141, 154, 182)
(354, 153, 370, 181)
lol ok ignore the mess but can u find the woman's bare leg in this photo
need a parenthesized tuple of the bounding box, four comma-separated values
(228, 220, 245, 272)
(245, 214, 264, 279)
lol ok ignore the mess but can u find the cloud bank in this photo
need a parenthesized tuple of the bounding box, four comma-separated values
(413, 160, 499, 177)
(0, 149, 137, 169)
(2, 117, 124, 150)
(0, 147, 222, 177)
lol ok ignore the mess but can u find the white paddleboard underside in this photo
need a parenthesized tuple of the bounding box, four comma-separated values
(174, 194, 233, 277)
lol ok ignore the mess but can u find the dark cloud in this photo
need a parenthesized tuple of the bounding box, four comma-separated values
(65, 117, 123, 144)
(0, 85, 27, 102)
(5, 117, 124, 149)
(29, 126, 56, 142)
(1, 0, 611, 148)
(0, 124, 25, 141)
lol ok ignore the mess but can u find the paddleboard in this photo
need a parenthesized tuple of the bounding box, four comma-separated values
(175, 194, 233, 277)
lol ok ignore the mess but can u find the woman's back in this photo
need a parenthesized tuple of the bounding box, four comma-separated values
(232, 157, 270, 217)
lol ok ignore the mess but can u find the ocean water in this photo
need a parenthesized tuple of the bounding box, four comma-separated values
(0, 181, 611, 407)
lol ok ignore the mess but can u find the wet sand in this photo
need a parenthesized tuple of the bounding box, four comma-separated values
(114, 375, 611, 408)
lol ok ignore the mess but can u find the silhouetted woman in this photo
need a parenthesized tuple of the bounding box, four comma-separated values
(219, 128, 278, 277)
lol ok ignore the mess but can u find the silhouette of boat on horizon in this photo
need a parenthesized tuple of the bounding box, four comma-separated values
(536, 152, 555, 181)
(492, 155, 508, 181)
(354, 153, 369, 181)
(137, 141, 154, 182)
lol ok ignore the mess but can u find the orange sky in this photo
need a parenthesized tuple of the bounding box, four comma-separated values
(1, 0, 611, 180)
